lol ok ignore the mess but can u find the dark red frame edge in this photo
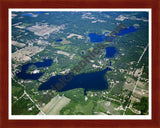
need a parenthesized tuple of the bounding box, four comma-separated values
(0, 0, 159, 128)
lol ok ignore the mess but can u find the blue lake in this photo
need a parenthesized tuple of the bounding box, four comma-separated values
(34, 59, 53, 68)
(38, 67, 112, 93)
(88, 26, 137, 43)
(16, 59, 53, 80)
(88, 33, 106, 43)
(56, 39, 63, 42)
(118, 26, 137, 36)
(88, 26, 136, 58)
(105, 47, 118, 58)
(16, 58, 111, 94)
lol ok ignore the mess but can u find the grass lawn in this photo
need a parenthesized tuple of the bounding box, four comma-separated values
(125, 108, 138, 115)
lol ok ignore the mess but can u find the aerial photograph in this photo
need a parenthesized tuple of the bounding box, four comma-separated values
(10, 9, 150, 117)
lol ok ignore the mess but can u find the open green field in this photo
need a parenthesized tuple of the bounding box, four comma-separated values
(12, 95, 39, 115)
(125, 108, 138, 115)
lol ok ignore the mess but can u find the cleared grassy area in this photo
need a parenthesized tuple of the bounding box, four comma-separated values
(93, 101, 106, 114)
(60, 38, 71, 45)
(20, 23, 32, 27)
(99, 100, 121, 115)
(60, 100, 96, 115)
(60, 97, 122, 115)
(74, 101, 94, 115)
(54, 45, 68, 50)
(125, 108, 138, 115)
(39, 95, 71, 115)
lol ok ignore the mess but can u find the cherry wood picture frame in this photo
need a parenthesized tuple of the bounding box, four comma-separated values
(0, 0, 160, 128)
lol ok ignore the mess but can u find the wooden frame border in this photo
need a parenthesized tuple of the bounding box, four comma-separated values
(0, 0, 160, 128)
